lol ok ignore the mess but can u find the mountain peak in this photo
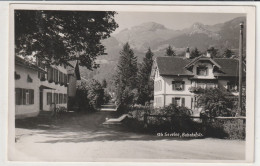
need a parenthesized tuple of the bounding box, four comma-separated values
(192, 22, 205, 28)
(133, 22, 167, 31)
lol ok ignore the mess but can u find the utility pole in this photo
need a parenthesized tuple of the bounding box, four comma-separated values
(238, 22, 244, 115)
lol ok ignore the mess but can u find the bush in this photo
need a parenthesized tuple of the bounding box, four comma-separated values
(206, 119, 245, 139)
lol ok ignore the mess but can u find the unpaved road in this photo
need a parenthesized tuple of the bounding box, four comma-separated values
(12, 111, 245, 161)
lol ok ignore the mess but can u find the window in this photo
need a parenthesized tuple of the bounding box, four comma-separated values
(26, 91, 30, 105)
(47, 92, 52, 105)
(197, 66, 208, 76)
(155, 97, 162, 105)
(227, 81, 238, 92)
(172, 81, 185, 91)
(172, 97, 185, 107)
(15, 88, 34, 105)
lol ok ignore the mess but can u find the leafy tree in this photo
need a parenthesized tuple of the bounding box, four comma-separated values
(165, 45, 176, 56)
(190, 47, 201, 59)
(207, 47, 219, 58)
(137, 48, 154, 105)
(197, 88, 234, 117)
(223, 49, 235, 58)
(15, 10, 118, 69)
(114, 43, 138, 110)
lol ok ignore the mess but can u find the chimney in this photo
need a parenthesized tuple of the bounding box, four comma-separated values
(185, 47, 190, 59)
(206, 49, 211, 58)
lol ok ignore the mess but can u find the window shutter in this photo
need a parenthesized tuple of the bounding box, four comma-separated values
(47, 67, 52, 81)
(30, 89, 34, 104)
(172, 98, 175, 105)
(182, 81, 185, 90)
(64, 94, 67, 103)
(58, 71, 61, 84)
(22, 89, 26, 105)
(15, 88, 22, 105)
(65, 74, 68, 85)
(182, 98, 185, 107)
(52, 68, 55, 82)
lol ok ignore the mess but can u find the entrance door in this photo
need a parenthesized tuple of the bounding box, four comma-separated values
(40, 90, 43, 110)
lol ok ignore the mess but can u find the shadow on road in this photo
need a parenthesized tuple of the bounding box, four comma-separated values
(16, 111, 195, 143)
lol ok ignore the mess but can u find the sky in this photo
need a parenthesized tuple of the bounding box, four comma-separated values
(113, 12, 245, 34)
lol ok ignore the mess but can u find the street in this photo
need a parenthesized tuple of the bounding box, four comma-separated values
(12, 111, 245, 161)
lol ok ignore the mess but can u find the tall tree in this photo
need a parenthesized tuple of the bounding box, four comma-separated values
(223, 49, 235, 58)
(15, 10, 118, 69)
(114, 43, 138, 109)
(165, 45, 176, 56)
(190, 47, 201, 59)
(137, 48, 154, 105)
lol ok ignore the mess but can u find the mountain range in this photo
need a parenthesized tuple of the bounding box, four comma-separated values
(80, 16, 246, 86)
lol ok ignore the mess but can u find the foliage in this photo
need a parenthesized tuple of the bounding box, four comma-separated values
(136, 48, 154, 105)
(114, 43, 138, 110)
(190, 47, 201, 59)
(101, 79, 107, 88)
(222, 48, 235, 58)
(86, 79, 105, 109)
(197, 88, 234, 117)
(15, 10, 118, 69)
(207, 47, 219, 58)
(75, 82, 93, 112)
(103, 91, 112, 104)
(188, 87, 206, 93)
(165, 45, 176, 56)
(206, 119, 245, 139)
(152, 104, 193, 116)
(75, 79, 106, 112)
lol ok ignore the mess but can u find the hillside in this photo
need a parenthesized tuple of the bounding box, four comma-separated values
(79, 16, 246, 88)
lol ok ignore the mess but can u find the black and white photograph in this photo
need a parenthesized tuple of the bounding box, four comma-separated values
(8, 4, 255, 162)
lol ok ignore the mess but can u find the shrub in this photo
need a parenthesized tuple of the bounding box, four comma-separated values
(206, 119, 245, 139)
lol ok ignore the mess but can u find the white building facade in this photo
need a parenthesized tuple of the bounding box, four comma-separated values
(151, 50, 241, 116)
(15, 56, 79, 119)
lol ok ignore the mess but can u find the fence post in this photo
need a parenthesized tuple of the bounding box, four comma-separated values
(144, 113, 148, 128)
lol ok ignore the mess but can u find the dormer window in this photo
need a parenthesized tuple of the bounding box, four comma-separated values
(197, 66, 208, 76)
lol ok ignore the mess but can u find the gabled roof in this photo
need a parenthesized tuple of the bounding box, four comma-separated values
(155, 56, 243, 77)
(185, 56, 221, 69)
(156, 57, 193, 76)
(213, 58, 241, 77)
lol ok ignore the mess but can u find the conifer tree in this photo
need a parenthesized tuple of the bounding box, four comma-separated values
(223, 48, 235, 58)
(137, 48, 154, 105)
(190, 47, 201, 59)
(165, 45, 176, 56)
(114, 43, 138, 110)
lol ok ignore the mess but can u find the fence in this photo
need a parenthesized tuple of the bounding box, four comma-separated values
(143, 114, 246, 139)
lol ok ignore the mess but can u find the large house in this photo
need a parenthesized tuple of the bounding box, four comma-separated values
(15, 56, 80, 119)
(151, 48, 243, 115)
